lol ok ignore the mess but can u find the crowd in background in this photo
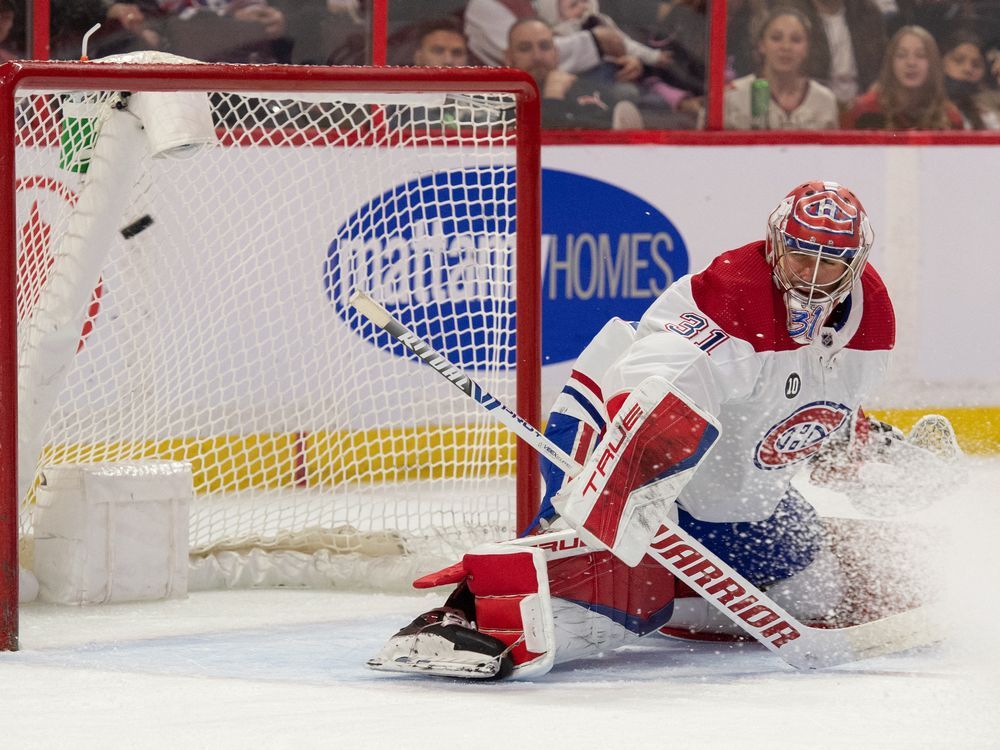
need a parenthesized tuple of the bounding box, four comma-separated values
(1, 0, 999, 130)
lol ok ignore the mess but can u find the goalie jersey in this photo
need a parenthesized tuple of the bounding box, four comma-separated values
(540, 240, 895, 525)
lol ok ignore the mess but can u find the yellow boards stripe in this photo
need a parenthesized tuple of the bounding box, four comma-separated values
(869, 407, 999, 455)
(39, 425, 518, 493)
(33, 407, 999, 499)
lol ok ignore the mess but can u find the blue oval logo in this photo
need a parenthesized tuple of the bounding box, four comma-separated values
(325, 166, 517, 368)
(541, 169, 688, 364)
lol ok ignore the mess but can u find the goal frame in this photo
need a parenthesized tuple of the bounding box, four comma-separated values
(0, 61, 543, 650)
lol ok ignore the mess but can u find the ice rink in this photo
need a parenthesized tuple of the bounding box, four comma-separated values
(4, 458, 999, 749)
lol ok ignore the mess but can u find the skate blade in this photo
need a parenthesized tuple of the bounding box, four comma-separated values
(366, 655, 502, 679)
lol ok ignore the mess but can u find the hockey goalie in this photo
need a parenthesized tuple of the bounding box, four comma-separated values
(368, 181, 962, 679)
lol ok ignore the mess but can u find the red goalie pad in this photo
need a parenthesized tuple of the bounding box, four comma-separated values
(463, 546, 554, 675)
(548, 550, 677, 635)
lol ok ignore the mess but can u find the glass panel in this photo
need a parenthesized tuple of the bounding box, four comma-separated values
(723, 2, 1000, 132)
(42, 0, 331, 64)
(304, 0, 372, 66)
(387, 0, 466, 67)
(386, 0, 709, 130)
(1, 0, 24, 60)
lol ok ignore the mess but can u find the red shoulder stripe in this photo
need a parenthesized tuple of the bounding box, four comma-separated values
(690, 243, 894, 353)
(847, 264, 895, 350)
(570, 369, 604, 403)
(689, 242, 797, 352)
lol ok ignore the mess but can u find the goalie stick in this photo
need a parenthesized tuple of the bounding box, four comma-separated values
(349, 291, 943, 670)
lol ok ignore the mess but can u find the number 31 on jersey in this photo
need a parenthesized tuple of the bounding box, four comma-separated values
(665, 312, 730, 354)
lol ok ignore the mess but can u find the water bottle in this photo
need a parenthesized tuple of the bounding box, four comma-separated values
(58, 93, 100, 173)
(750, 78, 770, 130)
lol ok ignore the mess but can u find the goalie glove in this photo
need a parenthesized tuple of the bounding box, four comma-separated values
(810, 409, 904, 487)
(811, 411, 964, 516)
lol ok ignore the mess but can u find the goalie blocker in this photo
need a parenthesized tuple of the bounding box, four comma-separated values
(552, 376, 720, 567)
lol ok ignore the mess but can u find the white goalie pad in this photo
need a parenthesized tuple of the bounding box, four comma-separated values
(552, 376, 720, 567)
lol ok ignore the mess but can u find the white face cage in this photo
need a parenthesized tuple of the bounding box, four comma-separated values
(767, 200, 873, 345)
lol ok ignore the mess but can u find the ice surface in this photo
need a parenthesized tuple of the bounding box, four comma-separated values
(3, 458, 999, 749)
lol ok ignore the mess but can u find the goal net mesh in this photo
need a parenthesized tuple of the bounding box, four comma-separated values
(12, 65, 531, 589)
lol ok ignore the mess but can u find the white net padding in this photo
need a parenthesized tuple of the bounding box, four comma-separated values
(13, 65, 531, 590)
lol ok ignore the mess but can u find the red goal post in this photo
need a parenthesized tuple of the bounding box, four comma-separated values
(0, 60, 542, 650)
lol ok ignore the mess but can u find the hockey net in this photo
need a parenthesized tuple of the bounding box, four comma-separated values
(2, 58, 540, 603)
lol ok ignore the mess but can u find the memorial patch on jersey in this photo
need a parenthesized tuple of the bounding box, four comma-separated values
(784, 373, 801, 399)
(754, 401, 852, 470)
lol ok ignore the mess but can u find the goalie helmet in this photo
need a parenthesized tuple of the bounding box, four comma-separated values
(765, 181, 873, 345)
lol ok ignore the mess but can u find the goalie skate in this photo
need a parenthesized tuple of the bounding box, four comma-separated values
(367, 608, 514, 680)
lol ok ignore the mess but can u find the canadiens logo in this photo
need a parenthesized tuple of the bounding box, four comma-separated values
(793, 193, 857, 236)
(754, 401, 851, 470)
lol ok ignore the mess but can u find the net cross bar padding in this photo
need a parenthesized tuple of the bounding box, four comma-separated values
(0, 60, 542, 640)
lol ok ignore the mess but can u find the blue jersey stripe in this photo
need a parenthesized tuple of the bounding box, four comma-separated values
(563, 384, 606, 433)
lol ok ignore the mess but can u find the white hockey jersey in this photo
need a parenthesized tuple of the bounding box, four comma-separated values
(546, 241, 895, 524)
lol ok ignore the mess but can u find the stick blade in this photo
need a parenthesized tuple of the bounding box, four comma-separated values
(840, 605, 946, 663)
(783, 605, 946, 670)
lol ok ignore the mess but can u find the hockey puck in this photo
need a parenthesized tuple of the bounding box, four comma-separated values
(120, 214, 154, 239)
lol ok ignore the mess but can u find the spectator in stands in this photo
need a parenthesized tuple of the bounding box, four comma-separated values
(645, 0, 709, 114)
(1, 0, 18, 61)
(871, 0, 901, 30)
(597, 0, 662, 42)
(843, 25, 963, 128)
(967, 2, 1000, 56)
(940, 28, 1000, 129)
(322, 0, 368, 64)
(721, 6, 839, 128)
(784, 0, 886, 110)
(104, 3, 162, 45)
(49, 1, 163, 59)
(137, 0, 291, 63)
(258, 0, 326, 64)
(412, 17, 469, 67)
(384, 19, 476, 130)
(505, 17, 644, 128)
(465, 0, 627, 74)
(534, 0, 670, 88)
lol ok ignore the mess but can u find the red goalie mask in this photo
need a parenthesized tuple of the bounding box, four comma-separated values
(765, 181, 873, 344)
